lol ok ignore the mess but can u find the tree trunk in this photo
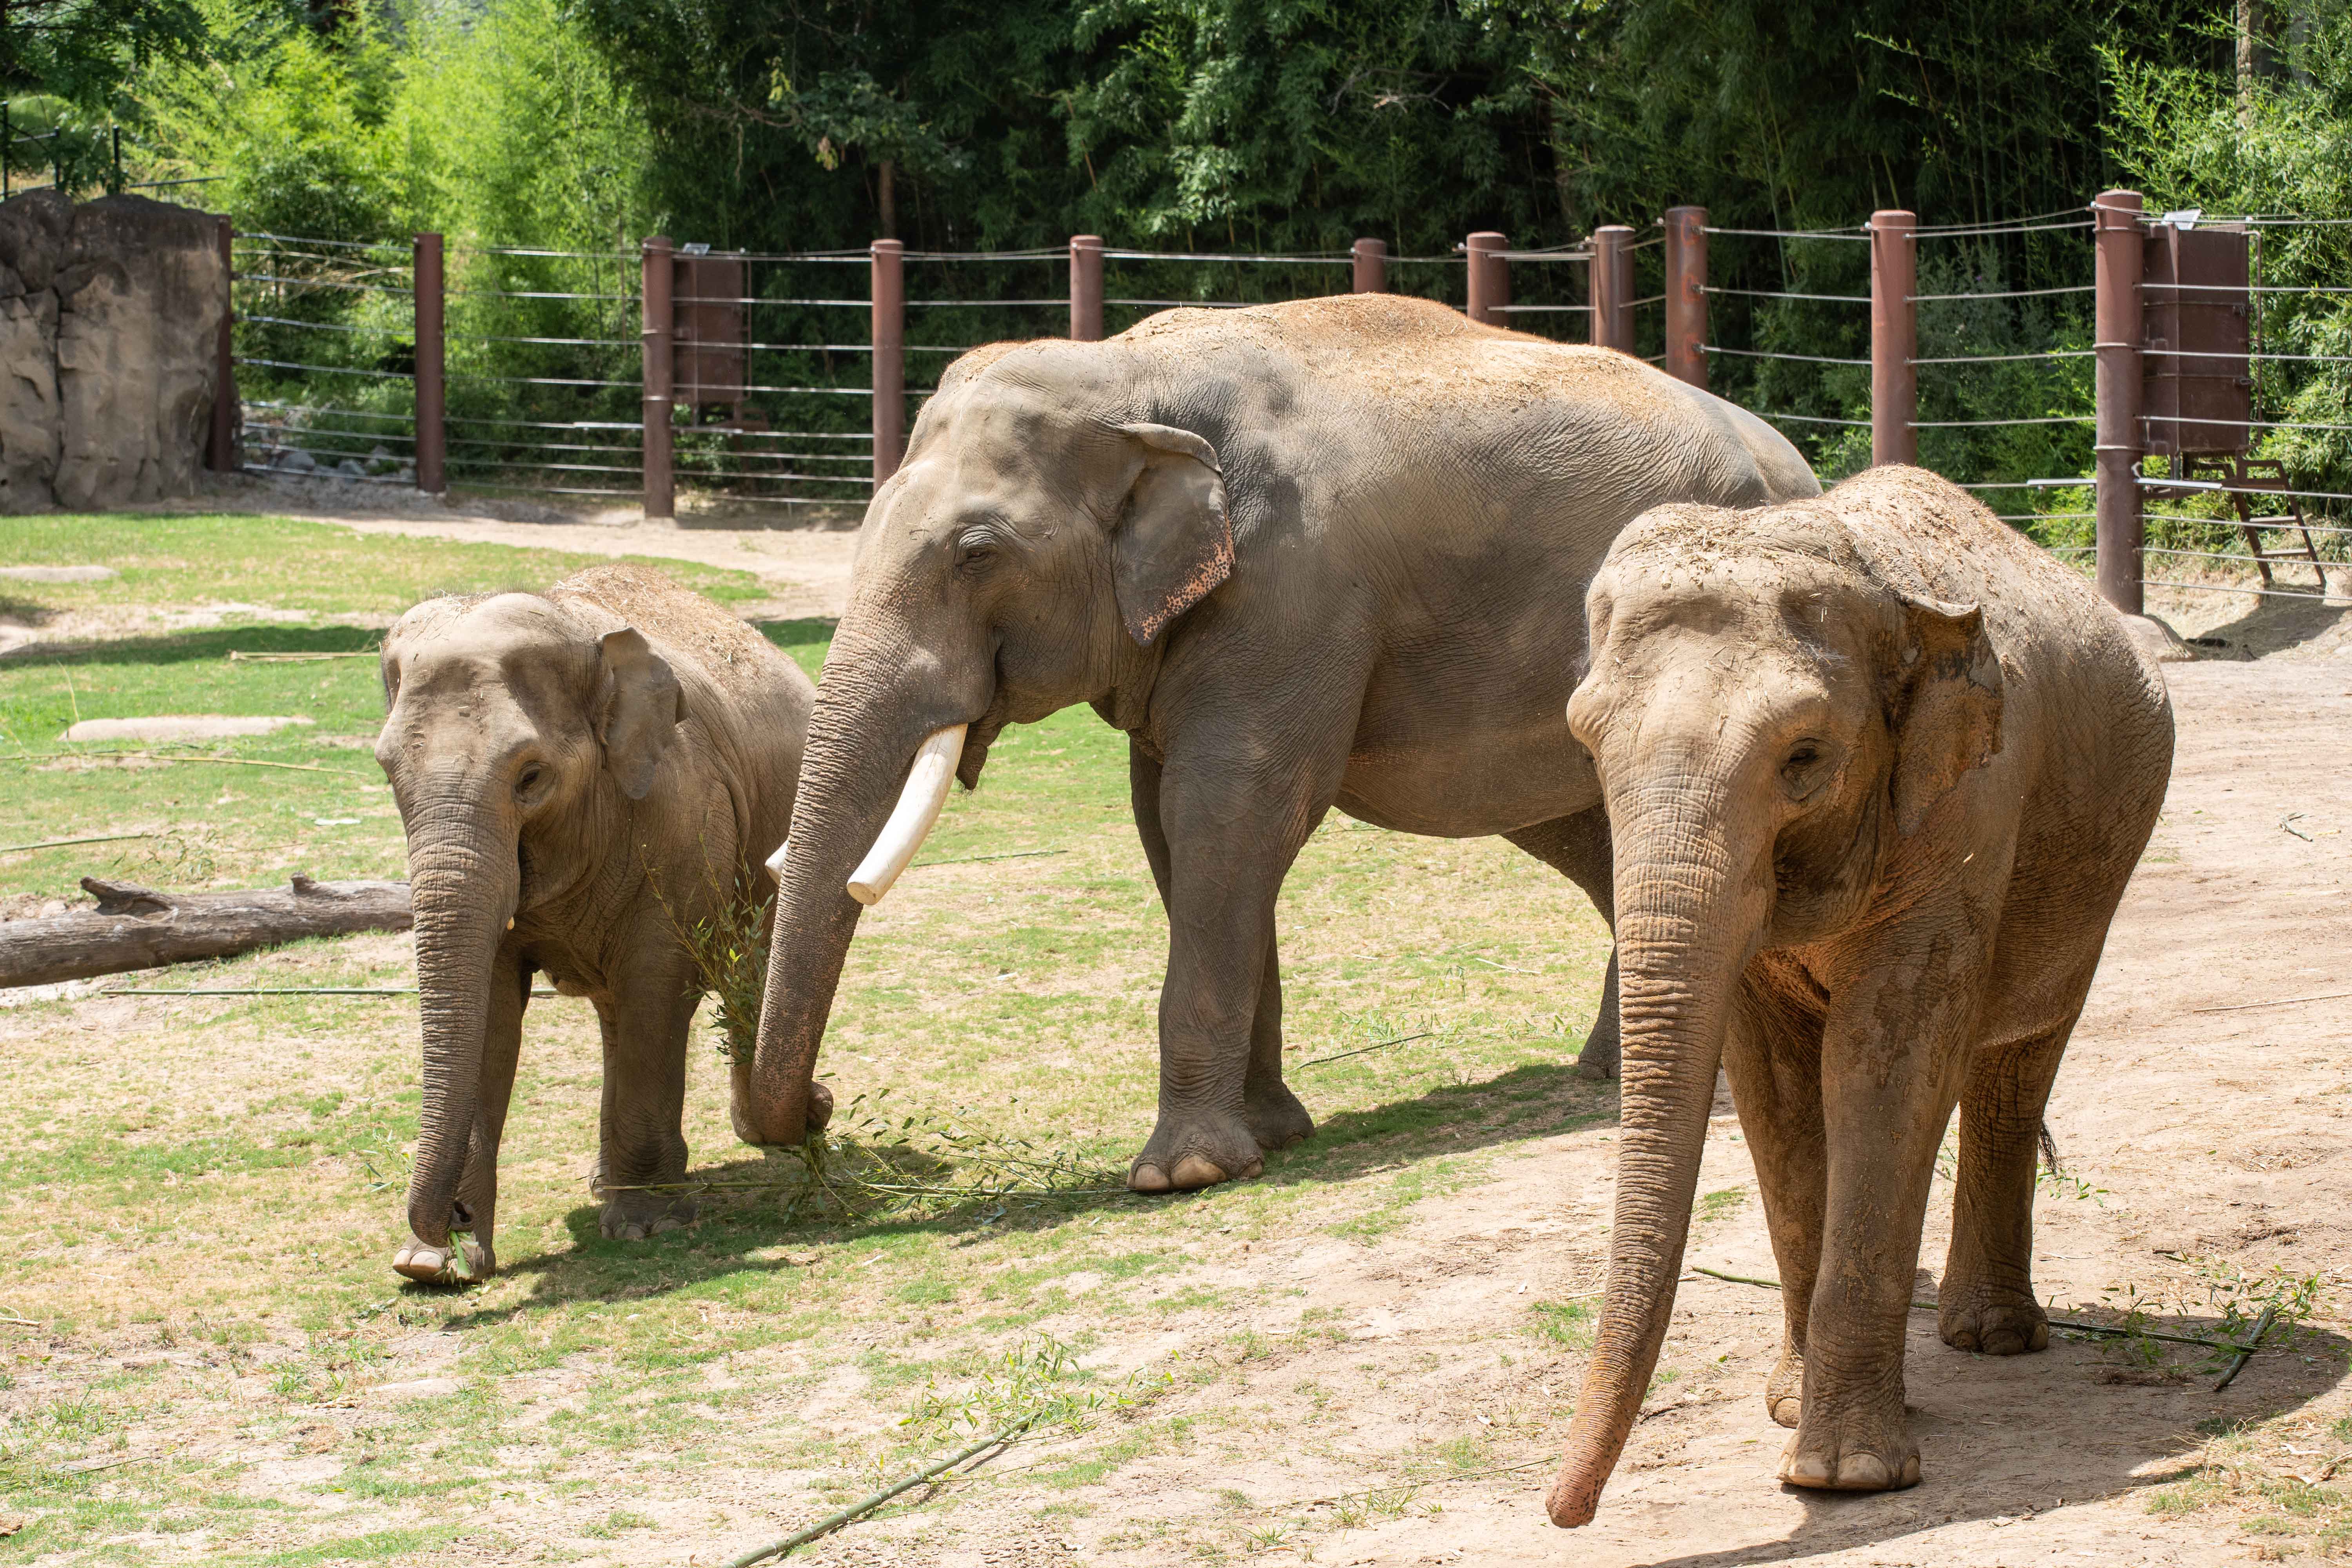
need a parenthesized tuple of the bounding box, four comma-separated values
(0, 876, 413, 988)
(2239, 0, 2272, 123)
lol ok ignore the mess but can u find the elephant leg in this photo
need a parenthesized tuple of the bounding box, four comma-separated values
(1502, 807, 1621, 1080)
(1720, 968, 1829, 1430)
(1131, 740, 1312, 1158)
(1782, 921, 1985, 1494)
(594, 960, 701, 1241)
(1939, 1020, 2073, 1356)
(1127, 727, 1338, 1195)
(394, 951, 526, 1284)
(1241, 933, 1313, 1152)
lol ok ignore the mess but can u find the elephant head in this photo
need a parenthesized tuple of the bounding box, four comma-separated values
(376, 593, 685, 1268)
(736, 340, 1234, 1147)
(1545, 501, 2003, 1526)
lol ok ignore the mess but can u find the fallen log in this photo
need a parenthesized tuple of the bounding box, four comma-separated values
(0, 876, 412, 988)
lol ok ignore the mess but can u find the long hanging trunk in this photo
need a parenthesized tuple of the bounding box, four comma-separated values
(736, 648, 943, 1147)
(401, 795, 519, 1250)
(1548, 765, 1762, 1528)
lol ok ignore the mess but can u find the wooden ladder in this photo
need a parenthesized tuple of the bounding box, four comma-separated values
(2180, 455, 2328, 592)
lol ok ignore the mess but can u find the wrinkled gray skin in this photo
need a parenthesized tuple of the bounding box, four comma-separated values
(376, 564, 812, 1283)
(742, 293, 1818, 1192)
(1546, 467, 2174, 1526)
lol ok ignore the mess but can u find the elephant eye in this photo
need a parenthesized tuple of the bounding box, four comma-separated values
(515, 763, 545, 798)
(1781, 741, 1829, 795)
(955, 536, 996, 572)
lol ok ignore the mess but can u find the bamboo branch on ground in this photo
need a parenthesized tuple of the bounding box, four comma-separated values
(721, 1416, 1037, 1568)
(1690, 1266, 2272, 1357)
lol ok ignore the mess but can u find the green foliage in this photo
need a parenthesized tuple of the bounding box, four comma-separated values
(2108, 11, 2352, 497)
(2, 0, 210, 114)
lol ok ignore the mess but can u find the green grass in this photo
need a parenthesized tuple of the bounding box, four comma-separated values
(0, 510, 1621, 1565)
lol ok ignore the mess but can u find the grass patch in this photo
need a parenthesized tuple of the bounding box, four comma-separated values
(0, 510, 1621, 1564)
(1529, 1299, 1595, 1350)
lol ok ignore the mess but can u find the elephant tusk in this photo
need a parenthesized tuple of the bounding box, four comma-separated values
(846, 724, 965, 907)
(764, 837, 790, 884)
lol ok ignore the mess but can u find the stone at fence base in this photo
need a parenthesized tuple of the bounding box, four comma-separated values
(0, 191, 227, 514)
(2120, 613, 2194, 663)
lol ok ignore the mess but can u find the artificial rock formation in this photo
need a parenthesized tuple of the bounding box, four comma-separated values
(0, 192, 226, 512)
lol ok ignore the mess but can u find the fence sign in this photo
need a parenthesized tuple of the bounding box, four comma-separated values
(2141, 221, 2250, 457)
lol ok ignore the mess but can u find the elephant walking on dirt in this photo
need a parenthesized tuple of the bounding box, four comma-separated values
(739, 293, 1817, 1192)
(375, 564, 813, 1283)
(1546, 467, 2174, 1524)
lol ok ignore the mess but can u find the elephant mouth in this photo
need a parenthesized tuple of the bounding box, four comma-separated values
(956, 713, 1005, 790)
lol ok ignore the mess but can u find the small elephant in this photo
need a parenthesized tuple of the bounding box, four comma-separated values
(740, 292, 1819, 1191)
(1545, 466, 2173, 1524)
(374, 563, 813, 1283)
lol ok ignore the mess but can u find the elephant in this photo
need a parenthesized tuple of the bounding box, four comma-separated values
(739, 291, 1818, 1192)
(1544, 465, 2174, 1524)
(374, 562, 813, 1283)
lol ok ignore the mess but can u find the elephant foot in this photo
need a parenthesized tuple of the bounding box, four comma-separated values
(1127, 1109, 1264, 1194)
(600, 1191, 698, 1242)
(1242, 1080, 1314, 1153)
(1778, 1398, 1920, 1492)
(1766, 1340, 1804, 1429)
(392, 1232, 493, 1285)
(1938, 1287, 2049, 1356)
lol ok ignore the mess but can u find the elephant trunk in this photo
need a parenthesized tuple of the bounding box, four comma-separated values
(402, 784, 520, 1251)
(738, 644, 954, 1147)
(1547, 753, 1763, 1528)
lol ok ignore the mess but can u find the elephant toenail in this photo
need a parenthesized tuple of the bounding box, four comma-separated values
(1780, 1445, 1832, 1488)
(1838, 1454, 1892, 1490)
(1168, 1155, 1229, 1190)
(1900, 1455, 1922, 1486)
(1770, 1397, 1802, 1429)
(1127, 1163, 1172, 1194)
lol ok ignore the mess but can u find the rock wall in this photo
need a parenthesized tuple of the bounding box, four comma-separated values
(0, 193, 226, 513)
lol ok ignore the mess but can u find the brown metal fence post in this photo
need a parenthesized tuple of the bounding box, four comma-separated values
(2094, 189, 2148, 616)
(1070, 235, 1104, 342)
(413, 232, 445, 494)
(207, 216, 236, 472)
(1869, 209, 1918, 467)
(1592, 225, 1635, 352)
(871, 238, 906, 483)
(1465, 232, 1506, 325)
(1352, 238, 1387, 294)
(641, 235, 674, 520)
(1663, 206, 1708, 387)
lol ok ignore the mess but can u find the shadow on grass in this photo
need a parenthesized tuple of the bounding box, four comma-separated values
(434, 1058, 1618, 1325)
(0, 621, 385, 668)
(751, 616, 837, 653)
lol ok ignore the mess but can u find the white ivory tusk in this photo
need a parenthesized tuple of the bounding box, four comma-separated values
(764, 837, 791, 884)
(846, 724, 966, 907)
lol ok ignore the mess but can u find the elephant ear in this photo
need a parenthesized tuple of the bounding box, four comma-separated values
(595, 627, 686, 801)
(1109, 421, 1233, 647)
(1890, 593, 2005, 837)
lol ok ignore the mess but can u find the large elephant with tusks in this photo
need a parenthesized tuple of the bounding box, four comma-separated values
(736, 293, 1818, 1191)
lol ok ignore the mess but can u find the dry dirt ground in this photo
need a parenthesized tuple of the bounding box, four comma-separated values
(11, 493, 2352, 1565)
